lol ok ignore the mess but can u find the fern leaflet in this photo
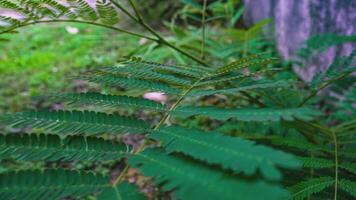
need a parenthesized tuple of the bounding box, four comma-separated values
(151, 126, 300, 180)
(129, 149, 290, 200)
(0, 110, 150, 135)
(0, 133, 127, 162)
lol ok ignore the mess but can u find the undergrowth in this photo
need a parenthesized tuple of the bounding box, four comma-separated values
(0, 1, 355, 200)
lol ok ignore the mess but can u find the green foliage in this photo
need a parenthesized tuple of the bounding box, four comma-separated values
(0, 1, 355, 199)
(172, 107, 320, 121)
(98, 182, 146, 200)
(1, 110, 150, 135)
(0, 169, 109, 200)
(0, 54, 303, 199)
(288, 177, 334, 200)
(188, 80, 290, 97)
(297, 34, 356, 59)
(151, 125, 299, 180)
(0, 133, 127, 162)
(46, 92, 166, 111)
(81, 73, 181, 94)
(338, 179, 356, 198)
(129, 149, 289, 200)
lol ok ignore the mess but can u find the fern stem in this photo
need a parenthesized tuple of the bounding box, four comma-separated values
(109, 0, 139, 22)
(0, 19, 157, 41)
(154, 77, 206, 130)
(298, 71, 351, 107)
(201, 0, 207, 60)
(307, 152, 315, 200)
(331, 129, 339, 200)
(112, 75, 208, 186)
(127, 0, 143, 22)
(110, 0, 209, 66)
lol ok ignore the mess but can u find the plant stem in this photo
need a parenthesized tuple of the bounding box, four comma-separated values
(112, 74, 210, 186)
(110, 0, 208, 66)
(298, 72, 351, 107)
(0, 19, 158, 42)
(110, 0, 139, 22)
(201, 0, 207, 60)
(331, 129, 339, 200)
(127, 0, 143, 22)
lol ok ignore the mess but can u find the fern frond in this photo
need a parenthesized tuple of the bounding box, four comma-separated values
(270, 137, 328, 152)
(298, 34, 356, 59)
(67, 0, 97, 21)
(20, 0, 55, 19)
(340, 162, 356, 174)
(0, 16, 22, 27)
(172, 107, 320, 121)
(98, 182, 146, 200)
(0, 169, 109, 200)
(0, 110, 149, 135)
(81, 74, 181, 94)
(46, 92, 166, 111)
(213, 54, 279, 77)
(297, 156, 333, 169)
(151, 126, 299, 180)
(311, 49, 356, 89)
(188, 80, 290, 97)
(338, 179, 356, 198)
(0, 133, 127, 162)
(96, 0, 119, 25)
(122, 58, 212, 78)
(0, 0, 22, 11)
(98, 66, 193, 86)
(288, 177, 334, 200)
(41, 0, 70, 17)
(196, 68, 282, 87)
(129, 149, 289, 200)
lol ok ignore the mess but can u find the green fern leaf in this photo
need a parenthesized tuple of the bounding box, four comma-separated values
(123, 58, 212, 78)
(46, 92, 166, 111)
(0, 16, 22, 27)
(340, 162, 356, 174)
(214, 54, 279, 76)
(96, 0, 119, 25)
(270, 137, 328, 152)
(151, 126, 300, 180)
(172, 107, 320, 121)
(188, 80, 290, 97)
(0, 169, 109, 200)
(0, 110, 149, 135)
(288, 177, 334, 200)
(20, 0, 56, 19)
(0, 133, 127, 162)
(41, 0, 70, 17)
(196, 68, 282, 87)
(99, 66, 193, 86)
(298, 34, 356, 59)
(67, 0, 97, 21)
(0, 0, 22, 11)
(338, 179, 356, 197)
(81, 73, 181, 94)
(98, 182, 146, 200)
(297, 156, 334, 169)
(129, 149, 290, 200)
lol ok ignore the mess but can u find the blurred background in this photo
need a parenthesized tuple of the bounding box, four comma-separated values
(0, 0, 355, 115)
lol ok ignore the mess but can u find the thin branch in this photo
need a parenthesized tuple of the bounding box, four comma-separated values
(110, 0, 209, 66)
(331, 129, 339, 200)
(0, 19, 158, 41)
(127, 0, 143, 22)
(298, 71, 352, 107)
(112, 69, 211, 186)
(201, 0, 207, 60)
(109, 0, 139, 22)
